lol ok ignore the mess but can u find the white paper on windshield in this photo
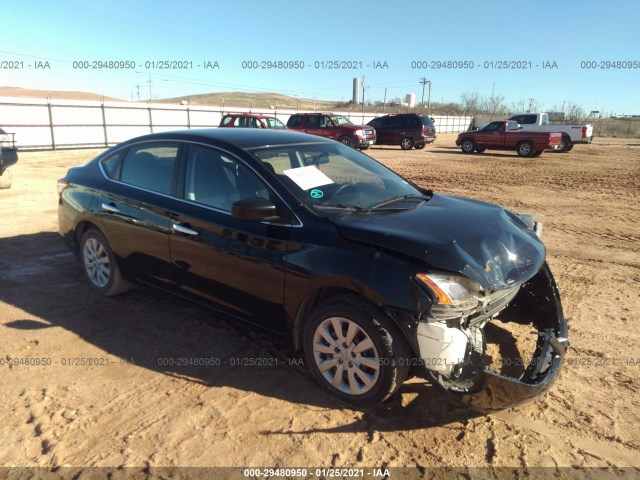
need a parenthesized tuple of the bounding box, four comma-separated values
(282, 166, 334, 191)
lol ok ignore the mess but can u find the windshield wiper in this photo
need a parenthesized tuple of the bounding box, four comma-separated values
(314, 204, 369, 212)
(368, 194, 431, 210)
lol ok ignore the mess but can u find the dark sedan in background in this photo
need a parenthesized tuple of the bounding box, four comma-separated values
(58, 129, 568, 410)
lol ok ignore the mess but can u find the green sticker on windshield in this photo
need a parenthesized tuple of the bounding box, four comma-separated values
(310, 189, 324, 199)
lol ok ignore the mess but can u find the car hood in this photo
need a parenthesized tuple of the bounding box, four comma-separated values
(333, 193, 545, 291)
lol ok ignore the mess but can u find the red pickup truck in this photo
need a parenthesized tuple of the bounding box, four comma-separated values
(456, 120, 563, 157)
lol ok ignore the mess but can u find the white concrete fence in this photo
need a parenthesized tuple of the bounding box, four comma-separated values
(0, 97, 473, 150)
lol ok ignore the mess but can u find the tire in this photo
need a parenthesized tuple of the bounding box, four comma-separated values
(565, 144, 574, 152)
(475, 147, 486, 153)
(303, 295, 411, 408)
(414, 143, 426, 150)
(517, 141, 534, 157)
(400, 137, 414, 150)
(460, 139, 475, 153)
(0, 168, 13, 189)
(553, 137, 571, 153)
(80, 229, 130, 296)
(339, 136, 353, 148)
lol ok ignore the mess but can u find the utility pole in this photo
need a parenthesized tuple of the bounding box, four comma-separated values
(135, 84, 141, 102)
(361, 76, 366, 119)
(147, 75, 153, 102)
(383, 87, 387, 112)
(419, 77, 432, 114)
(528, 98, 535, 111)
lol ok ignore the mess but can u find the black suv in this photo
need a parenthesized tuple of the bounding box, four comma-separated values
(286, 113, 376, 150)
(367, 114, 436, 150)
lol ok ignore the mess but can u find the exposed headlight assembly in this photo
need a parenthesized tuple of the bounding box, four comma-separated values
(416, 273, 483, 321)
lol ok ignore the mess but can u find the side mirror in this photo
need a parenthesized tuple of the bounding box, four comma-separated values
(232, 197, 278, 222)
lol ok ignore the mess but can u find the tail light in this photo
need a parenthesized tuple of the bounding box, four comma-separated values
(582, 126, 587, 139)
(57, 178, 70, 200)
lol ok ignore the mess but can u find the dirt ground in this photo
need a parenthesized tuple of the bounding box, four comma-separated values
(1, 133, 639, 478)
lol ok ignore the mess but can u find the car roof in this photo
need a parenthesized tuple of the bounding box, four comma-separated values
(223, 113, 279, 119)
(119, 128, 332, 150)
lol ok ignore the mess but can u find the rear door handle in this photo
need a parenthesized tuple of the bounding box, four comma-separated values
(101, 203, 120, 214)
(172, 223, 199, 236)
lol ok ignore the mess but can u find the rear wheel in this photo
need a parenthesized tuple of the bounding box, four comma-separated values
(460, 139, 475, 153)
(517, 141, 534, 157)
(400, 137, 414, 150)
(554, 137, 571, 153)
(303, 295, 411, 407)
(80, 229, 130, 296)
(0, 168, 13, 189)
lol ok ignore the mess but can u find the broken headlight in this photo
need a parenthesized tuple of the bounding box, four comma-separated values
(416, 273, 483, 321)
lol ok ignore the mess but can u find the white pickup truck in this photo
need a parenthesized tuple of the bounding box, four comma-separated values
(508, 113, 593, 152)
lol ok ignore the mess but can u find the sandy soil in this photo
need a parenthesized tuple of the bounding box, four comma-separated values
(0, 133, 638, 477)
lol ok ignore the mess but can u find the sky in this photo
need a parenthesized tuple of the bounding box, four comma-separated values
(2, 0, 639, 115)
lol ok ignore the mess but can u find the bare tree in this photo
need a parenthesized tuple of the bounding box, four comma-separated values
(482, 94, 508, 115)
(460, 91, 481, 115)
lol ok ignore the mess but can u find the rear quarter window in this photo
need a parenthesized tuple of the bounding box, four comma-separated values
(420, 116, 435, 127)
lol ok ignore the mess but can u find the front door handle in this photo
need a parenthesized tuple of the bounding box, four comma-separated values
(172, 223, 199, 236)
(101, 203, 120, 214)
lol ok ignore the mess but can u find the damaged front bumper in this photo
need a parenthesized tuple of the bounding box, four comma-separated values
(460, 262, 568, 412)
(420, 262, 569, 412)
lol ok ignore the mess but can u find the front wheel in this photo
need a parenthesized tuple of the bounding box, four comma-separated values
(80, 229, 130, 296)
(303, 295, 410, 407)
(517, 141, 534, 157)
(0, 168, 13, 189)
(338, 136, 353, 148)
(460, 139, 475, 153)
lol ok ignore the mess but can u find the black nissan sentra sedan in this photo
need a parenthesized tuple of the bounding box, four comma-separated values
(58, 129, 568, 410)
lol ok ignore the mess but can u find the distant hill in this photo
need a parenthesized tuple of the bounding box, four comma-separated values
(0, 86, 125, 102)
(160, 91, 347, 111)
(0, 86, 359, 112)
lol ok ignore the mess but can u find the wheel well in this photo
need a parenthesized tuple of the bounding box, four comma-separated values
(291, 287, 419, 358)
(73, 221, 102, 251)
(292, 287, 354, 350)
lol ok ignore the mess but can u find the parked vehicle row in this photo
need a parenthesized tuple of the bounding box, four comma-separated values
(217, 112, 438, 151)
(58, 128, 568, 411)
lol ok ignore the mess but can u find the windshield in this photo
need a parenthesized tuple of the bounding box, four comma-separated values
(250, 142, 425, 213)
(331, 116, 354, 126)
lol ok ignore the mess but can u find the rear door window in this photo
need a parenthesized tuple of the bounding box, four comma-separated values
(119, 143, 180, 195)
(287, 115, 303, 128)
